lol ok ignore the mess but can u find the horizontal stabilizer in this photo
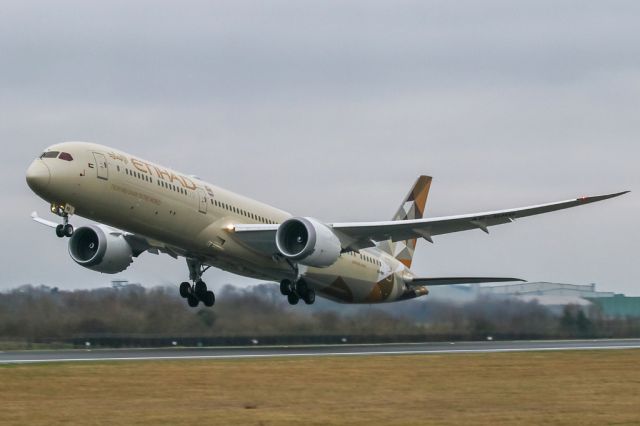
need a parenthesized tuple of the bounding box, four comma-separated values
(409, 277, 525, 286)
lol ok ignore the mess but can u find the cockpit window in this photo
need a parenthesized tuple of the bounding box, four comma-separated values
(58, 152, 73, 161)
(40, 151, 59, 159)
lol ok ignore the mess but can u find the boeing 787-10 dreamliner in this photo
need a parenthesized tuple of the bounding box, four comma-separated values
(26, 142, 628, 307)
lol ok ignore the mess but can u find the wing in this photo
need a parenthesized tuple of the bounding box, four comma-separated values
(30, 211, 182, 258)
(232, 191, 628, 254)
(328, 191, 629, 250)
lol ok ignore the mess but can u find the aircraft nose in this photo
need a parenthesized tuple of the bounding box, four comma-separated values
(26, 159, 51, 193)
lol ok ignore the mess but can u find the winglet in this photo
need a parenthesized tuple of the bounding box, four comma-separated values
(578, 191, 630, 203)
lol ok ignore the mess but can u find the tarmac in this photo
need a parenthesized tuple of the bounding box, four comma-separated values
(1, 338, 639, 364)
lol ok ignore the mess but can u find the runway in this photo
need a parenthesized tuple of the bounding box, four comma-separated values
(1, 338, 639, 364)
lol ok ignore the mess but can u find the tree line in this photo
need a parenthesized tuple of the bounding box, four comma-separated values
(0, 284, 638, 347)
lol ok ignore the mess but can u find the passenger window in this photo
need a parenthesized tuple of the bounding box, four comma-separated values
(58, 152, 73, 161)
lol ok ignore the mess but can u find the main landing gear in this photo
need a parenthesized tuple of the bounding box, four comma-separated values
(280, 278, 315, 305)
(179, 259, 215, 308)
(52, 203, 74, 238)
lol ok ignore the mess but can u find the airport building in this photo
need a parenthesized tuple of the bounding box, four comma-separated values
(429, 281, 640, 318)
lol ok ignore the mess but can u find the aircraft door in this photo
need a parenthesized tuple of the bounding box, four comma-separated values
(196, 188, 207, 214)
(93, 152, 109, 180)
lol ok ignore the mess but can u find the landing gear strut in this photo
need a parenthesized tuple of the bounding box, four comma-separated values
(280, 278, 315, 305)
(52, 203, 74, 238)
(178, 259, 215, 308)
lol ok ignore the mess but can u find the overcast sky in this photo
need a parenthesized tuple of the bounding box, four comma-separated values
(2, 1, 638, 295)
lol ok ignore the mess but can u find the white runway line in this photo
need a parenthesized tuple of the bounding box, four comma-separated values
(2, 344, 640, 364)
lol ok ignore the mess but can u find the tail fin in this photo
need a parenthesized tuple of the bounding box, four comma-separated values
(378, 175, 432, 268)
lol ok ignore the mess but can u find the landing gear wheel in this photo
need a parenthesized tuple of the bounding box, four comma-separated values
(187, 294, 199, 307)
(303, 289, 316, 305)
(295, 280, 308, 296)
(179, 282, 191, 298)
(287, 292, 300, 305)
(280, 280, 292, 296)
(63, 223, 74, 237)
(185, 258, 214, 307)
(55, 224, 65, 238)
(194, 280, 207, 298)
(203, 290, 215, 307)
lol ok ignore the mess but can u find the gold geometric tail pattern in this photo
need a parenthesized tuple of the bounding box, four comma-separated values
(377, 175, 432, 268)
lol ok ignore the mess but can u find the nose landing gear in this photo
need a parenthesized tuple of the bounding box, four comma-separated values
(179, 259, 215, 308)
(51, 203, 74, 238)
(280, 278, 315, 305)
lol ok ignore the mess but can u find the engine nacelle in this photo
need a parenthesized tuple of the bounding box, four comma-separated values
(275, 217, 342, 268)
(68, 225, 133, 273)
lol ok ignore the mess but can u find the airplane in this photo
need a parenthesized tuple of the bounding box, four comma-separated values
(26, 142, 628, 308)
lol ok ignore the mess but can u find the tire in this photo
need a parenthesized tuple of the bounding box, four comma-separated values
(303, 289, 316, 305)
(63, 223, 74, 237)
(280, 280, 292, 296)
(295, 280, 308, 296)
(203, 291, 215, 307)
(194, 280, 207, 297)
(187, 294, 199, 307)
(287, 292, 300, 305)
(55, 224, 65, 238)
(179, 282, 191, 298)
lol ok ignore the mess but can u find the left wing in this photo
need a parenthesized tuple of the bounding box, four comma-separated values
(232, 191, 628, 253)
(30, 211, 181, 258)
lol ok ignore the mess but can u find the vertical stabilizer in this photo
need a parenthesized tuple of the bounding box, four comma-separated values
(378, 175, 432, 268)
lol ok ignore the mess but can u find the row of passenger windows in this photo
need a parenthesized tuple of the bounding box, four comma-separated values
(346, 251, 382, 266)
(210, 198, 276, 224)
(119, 166, 188, 196)
(118, 164, 277, 224)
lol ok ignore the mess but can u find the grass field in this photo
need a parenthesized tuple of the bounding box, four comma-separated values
(1, 350, 639, 425)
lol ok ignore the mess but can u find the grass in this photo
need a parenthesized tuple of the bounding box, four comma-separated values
(1, 350, 639, 425)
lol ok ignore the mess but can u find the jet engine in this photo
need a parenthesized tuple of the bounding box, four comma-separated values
(275, 217, 342, 268)
(68, 225, 133, 273)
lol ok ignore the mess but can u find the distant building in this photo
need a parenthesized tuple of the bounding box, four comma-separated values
(429, 281, 640, 318)
(587, 295, 640, 319)
(478, 282, 615, 299)
(110, 280, 143, 290)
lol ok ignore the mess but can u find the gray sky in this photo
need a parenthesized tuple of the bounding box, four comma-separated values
(2, 0, 638, 295)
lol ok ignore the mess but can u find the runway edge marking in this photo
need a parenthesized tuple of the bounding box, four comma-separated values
(2, 344, 640, 364)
